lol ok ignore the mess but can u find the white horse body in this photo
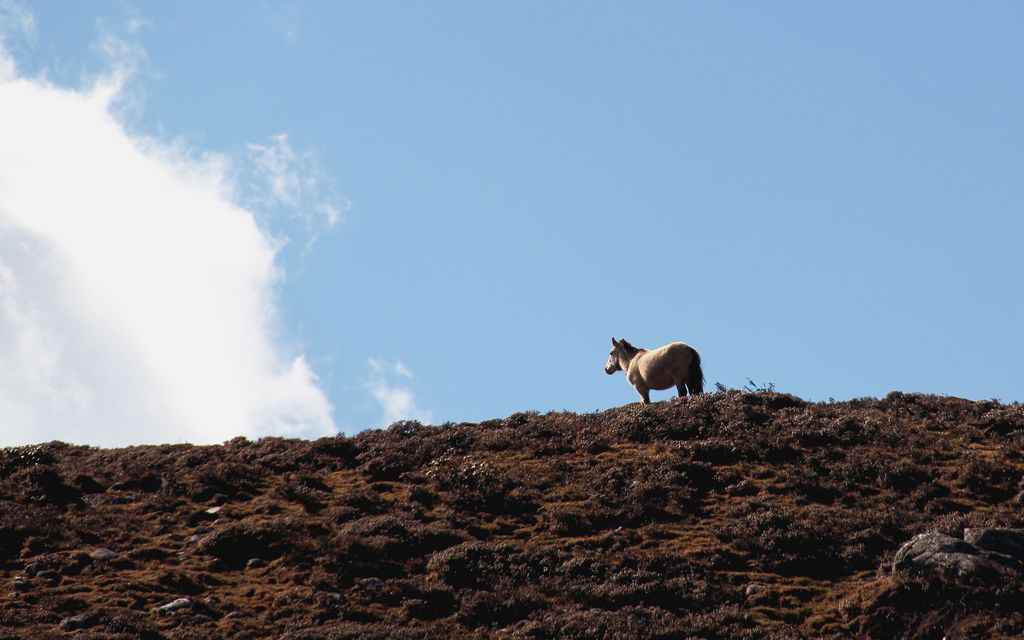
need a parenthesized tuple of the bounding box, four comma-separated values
(605, 338, 703, 404)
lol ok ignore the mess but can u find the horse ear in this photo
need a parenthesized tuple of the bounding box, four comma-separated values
(611, 337, 619, 347)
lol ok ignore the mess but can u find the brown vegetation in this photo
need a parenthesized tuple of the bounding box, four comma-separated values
(2, 391, 1024, 638)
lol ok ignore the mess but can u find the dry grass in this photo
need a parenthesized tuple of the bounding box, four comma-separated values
(1, 391, 1024, 638)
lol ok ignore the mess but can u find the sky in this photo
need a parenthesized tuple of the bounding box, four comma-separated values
(0, 2, 1022, 446)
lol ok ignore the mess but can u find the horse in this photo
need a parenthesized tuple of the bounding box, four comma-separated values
(604, 337, 704, 404)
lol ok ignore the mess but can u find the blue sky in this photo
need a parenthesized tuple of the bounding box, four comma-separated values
(1, 2, 1022, 444)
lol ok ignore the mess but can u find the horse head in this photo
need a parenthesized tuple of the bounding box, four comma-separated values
(605, 337, 631, 374)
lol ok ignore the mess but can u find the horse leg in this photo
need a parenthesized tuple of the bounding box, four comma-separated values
(675, 380, 688, 399)
(634, 383, 651, 405)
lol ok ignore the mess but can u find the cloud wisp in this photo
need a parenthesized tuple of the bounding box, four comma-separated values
(245, 133, 349, 253)
(0, 0, 33, 80)
(367, 358, 433, 427)
(0, 8, 338, 446)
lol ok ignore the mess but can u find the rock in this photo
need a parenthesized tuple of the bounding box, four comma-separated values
(12, 577, 30, 592)
(35, 570, 62, 585)
(24, 562, 46, 577)
(892, 531, 1020, 584)
(402, 598, 427, 619)
(90, 548, 118, 561)
(68, 552, 91, 563)
(110, 475, 167, 493)
(964, 528, 1024, 561)
(318, 592, 347, 620)
(63, 552, 91, 576)
(187, 509, 219, 526)
(745, 583, 766, 596)
(362, 577, 385, 593)
(58, 615, 93, 631)
(245, 558, 266, 570)
(155, 597, 193, 614)
(893, 533, 988, 579)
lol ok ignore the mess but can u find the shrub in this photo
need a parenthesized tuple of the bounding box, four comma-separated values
(195, 517, 314, 568)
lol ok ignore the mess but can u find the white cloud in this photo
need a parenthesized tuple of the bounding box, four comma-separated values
(0, 8, 337, 446)
(367, 359, 432, 426)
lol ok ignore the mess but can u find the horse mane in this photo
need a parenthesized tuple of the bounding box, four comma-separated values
(619, 339, 639, 353)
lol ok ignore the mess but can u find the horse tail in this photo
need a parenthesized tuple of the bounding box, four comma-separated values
(688, 349, 705, 394)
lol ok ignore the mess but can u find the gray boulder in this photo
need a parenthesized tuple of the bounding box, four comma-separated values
(35, 570, 62, 586)
(89, 548, 118, 561)
(245, 558, 266, 570)
(964, 527, 1024, 560)
(59, 615, 93, 631)
(24, 562, 46, 577)
(155, 597, 193, 614)
(893, 529, 1024, 585)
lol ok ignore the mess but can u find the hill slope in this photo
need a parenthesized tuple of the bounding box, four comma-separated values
(2, 391, 1024, 639)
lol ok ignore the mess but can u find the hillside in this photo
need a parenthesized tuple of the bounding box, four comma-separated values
(2, 391, 1024, 639)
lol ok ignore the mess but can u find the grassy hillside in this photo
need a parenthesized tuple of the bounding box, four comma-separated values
(2, 391, 1024, 639)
